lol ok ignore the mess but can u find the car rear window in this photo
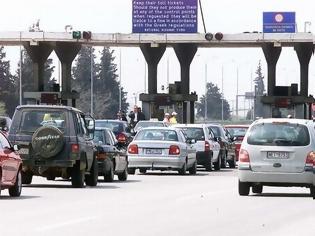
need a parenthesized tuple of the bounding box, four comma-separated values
(247, 122, 310, 146)
(225, 127, 248, 137)
(95, 121, 124, 134)
(177, 127, 205, 141)
(19, 110, 67, 133)
(135, 129, 178, 141)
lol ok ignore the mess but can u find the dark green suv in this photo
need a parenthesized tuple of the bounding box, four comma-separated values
(8, 105, 98, 188)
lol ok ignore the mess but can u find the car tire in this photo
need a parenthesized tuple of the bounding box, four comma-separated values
(221, 151, 227, 168)
(32, 125, 64, 158)
(310, 186, 315, 199)
(71, 161, 85, 188)
(189, 161, 197, 175)
(178, 162, 187, 175)
(9, 169, 22, 197)
(238, 180, 250, 196)
(22, 170, 33, 184)
(127, 168, 136, 175)
(118, 167, 128, 181)
(228, 159, 236, 168)
(252, 184, 263, 194)
(86, 157, 98, 187)
(104, 161, 114, 182)
(214, 154, 221, 171)
(139, 168, 147, 174)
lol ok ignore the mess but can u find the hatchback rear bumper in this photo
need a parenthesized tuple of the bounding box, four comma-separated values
(239, 170, 314, 185)
(128, 156, 185, 170)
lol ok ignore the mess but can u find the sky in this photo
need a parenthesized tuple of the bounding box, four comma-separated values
(1, 0, 315, 115)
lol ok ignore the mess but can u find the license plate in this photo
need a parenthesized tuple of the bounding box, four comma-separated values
(17, 148, 29, 155)
(146, 149, 162, 155)
(267, 151, 289, 159)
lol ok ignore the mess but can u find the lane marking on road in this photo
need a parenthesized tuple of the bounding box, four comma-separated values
(36, 216, 98, 232)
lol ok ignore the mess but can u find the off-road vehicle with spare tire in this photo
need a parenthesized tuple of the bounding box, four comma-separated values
(8, 105, 97, 188)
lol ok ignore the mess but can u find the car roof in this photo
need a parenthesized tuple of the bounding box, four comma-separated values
(173, 124, 206, 128)
(16, 105, 83, 113)
(139, 127, 178, 131)
(96, 119, 127, 124)
(252, 118, 313, 126)
(224, 124, 250, 128)
(137, 120, 165, 123)
(95, 127, 112, 131)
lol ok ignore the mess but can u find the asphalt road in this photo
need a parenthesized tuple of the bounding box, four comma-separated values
(0, 168, 314, 236)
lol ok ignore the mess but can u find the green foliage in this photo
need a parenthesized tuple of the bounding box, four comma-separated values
(0, 101, 6, 115)
(72, 46, 128, 119)
(196, 82, 231, 120)
(0, 46, 18, 117)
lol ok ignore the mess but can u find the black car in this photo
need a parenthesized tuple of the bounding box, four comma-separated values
(93, 127, 128, 181)
(8, 105, 98, 188)
(206, 124, 236, 168)
(95, 120, 133, 147)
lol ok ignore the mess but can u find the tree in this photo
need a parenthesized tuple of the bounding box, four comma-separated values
(253, 61, 265, 117)
(196, 82, 231, 120)
(0, 46, 18, 117)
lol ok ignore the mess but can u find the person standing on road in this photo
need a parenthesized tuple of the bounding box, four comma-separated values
(169, 112, 178, 124)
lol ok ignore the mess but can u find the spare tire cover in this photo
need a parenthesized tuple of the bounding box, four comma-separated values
(32, 125, 64, 158)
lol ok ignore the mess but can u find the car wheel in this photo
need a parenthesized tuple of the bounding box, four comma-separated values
(71, 161, 85, 188)
(139, 168, 147, 174)
(213, 154, 221, 171)
(22, 170, 33, 184)
(118, 167, 128, 181)
(104, 161, 114, 182)
(252, 184, 263, 194)
(86, 157, 98, 187)
(228, 159, 236, 169)
(310, 186, 315, 199)
(221, 151, 227, 168)
(238, 180, 250, 196)
(9, 169, 22, 197)
(178, 162, 187, 175)
(189, 161, 197, 175)
(127, 168, 136, 175)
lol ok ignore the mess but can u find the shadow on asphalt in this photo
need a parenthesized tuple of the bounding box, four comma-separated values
(138, 172, 209, 176)
(250, 193, 311, 198)
(97, 179, 142, 184)
(0, 195, 41, 200)
(23, 184, 119, 189)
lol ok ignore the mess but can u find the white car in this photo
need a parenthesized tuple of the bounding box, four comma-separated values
(238, 118, 315, 197)
(174, 124, 220, 171)
(128, 127, 197, 175)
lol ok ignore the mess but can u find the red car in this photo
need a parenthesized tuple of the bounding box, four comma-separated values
(224, 125, 249, 161)
(0, 131, 22, 197)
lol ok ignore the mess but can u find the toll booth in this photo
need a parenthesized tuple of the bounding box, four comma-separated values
(257, 84, 315, 119)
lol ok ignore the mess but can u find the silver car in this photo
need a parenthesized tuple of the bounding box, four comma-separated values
(238, 118, 315, 197)
(128, 127, 197, 175)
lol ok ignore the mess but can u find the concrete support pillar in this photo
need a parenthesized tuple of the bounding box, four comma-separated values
(294, 43, 314, 96)
(262, 43, 282, 96)
(140, 44, 166, 94)
(173, 44, 198, 123)
(24, 43, 54, 91)
(55, 42, 81, 93)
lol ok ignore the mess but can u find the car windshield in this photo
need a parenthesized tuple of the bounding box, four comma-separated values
(135, 129, 178, 141)
(177, 127, 205, 141)
(19, 110, 67, 133)
(95, 120, 124, 134)
(226, 127, 248, 137)
(247, 122, 310, 146)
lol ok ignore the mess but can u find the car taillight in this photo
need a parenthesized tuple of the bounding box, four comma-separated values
(117, 133, 127, 143)
(239, 149, 250, 163)
(128, 144, 138, 154)
(205, 141, 211, 152)
(306, 152, 315, 166)
(71, 144, 79, 153)
(169, 145, 180, 155)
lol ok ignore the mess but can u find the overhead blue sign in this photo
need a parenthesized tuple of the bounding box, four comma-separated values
(263, 12, 296, 33)
(132, 0, 198, 33)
